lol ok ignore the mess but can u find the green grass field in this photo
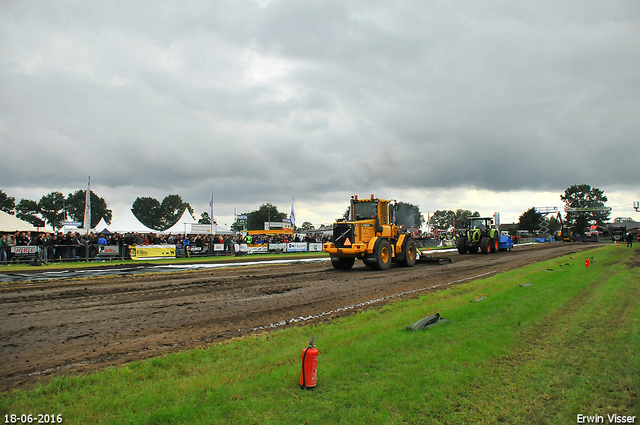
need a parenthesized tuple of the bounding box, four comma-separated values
(0, 251, 327, 275)
(2, 245, 638, 424)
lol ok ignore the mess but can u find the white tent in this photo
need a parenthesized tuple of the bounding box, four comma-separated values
(94, 217, 110, 233)
(209, 223, 234, 236)
(59, 225, 82, 234)
(108, 207, 158, 234)
(161, 208, 233, 235)
(0, 210, 54, 233)
(162, 209, 197, 235)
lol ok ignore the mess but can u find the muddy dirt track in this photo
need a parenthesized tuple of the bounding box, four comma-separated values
(1, 243, 602, 391)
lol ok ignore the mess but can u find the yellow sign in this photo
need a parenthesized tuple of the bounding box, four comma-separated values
(129, 245, 176, 260)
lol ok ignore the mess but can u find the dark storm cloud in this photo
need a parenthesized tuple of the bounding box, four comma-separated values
(1, 0, 639, 222)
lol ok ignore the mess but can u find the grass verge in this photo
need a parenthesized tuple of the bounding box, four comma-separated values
(0, 251, 328, 274)
(1, 245, 638, 424)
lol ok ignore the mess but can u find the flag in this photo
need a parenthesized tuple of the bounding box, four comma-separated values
(208, 190, 214, 224)
(290, 197, 295, 229)
(83, 176, 91, 229)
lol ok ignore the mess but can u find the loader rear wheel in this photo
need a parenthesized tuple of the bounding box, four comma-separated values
(374, 239, 392, 270)
(399, 239, 417, 267)
(331, 256, 355, 270)
(480, 236, 490, 254)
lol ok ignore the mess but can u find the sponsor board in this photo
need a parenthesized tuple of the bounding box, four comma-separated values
(190, 224, 213, 234)
(308, 243, 323, 252)
(129, 244, 176, 260)
(98, 245, 120, 256)
(187, 246, 210, 255)
(264, 221, 293, 231)
(11, 246, 38, 255)
(287, 242, 308, 253)
(234, 244, 249, 252)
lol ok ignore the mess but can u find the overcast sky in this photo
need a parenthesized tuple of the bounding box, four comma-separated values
(1, 0, 639, 228)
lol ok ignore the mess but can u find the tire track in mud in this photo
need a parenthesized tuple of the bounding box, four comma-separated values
(0, 243, 601, 391)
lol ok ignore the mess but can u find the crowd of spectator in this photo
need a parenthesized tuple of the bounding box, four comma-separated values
(0, 230, 334, 264)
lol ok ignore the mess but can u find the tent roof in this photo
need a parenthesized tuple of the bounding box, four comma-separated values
(161, 208, 233, 235)
(94, 217, 110, 233)
(108, 207, 158, 234)
(162, 209, 197, 235)
(0, 210, 55, 233)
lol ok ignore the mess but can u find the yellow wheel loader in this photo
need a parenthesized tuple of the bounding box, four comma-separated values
(322, 194, 418, 270)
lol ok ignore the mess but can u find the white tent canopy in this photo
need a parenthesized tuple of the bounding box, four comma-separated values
(0, 210, 54, 233)
(108, 207, 158, 234)
(161, 208, 233, 235)
(94, 217, 110, 233)
(162, 209, 197, 235)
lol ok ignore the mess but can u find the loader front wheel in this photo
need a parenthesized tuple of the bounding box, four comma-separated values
(331, 256, 355, 270)
(374, 239, 392, 270)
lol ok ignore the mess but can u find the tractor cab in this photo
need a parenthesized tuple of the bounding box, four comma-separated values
(469, 217, 493, 232)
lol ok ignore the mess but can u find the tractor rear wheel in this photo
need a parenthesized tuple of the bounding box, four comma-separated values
(399, 239, 417, 267)
(490, 236, 499, 253)
(480, 236, 490, 254)
(374, 239, 392, 270)
(457, 237, 468, 254)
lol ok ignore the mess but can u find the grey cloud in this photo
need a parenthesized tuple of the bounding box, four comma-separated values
(1, 0, 639, 221)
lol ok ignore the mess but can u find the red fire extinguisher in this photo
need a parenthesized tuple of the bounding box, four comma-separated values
(300, 336, 318, 390)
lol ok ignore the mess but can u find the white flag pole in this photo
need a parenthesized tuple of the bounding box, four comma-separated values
(83, 176, 91, 233)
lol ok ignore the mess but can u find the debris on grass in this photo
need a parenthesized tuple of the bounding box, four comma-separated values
(405, 313, 449, 331)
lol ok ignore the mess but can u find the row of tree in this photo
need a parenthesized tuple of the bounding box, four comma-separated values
(1, 189, 112, 230)
(233, 201, 425, 232)
(1, 184, 611, 234)
(425, 184, 611, 234)
(0, 190, 200, 232)
(131, 195, 195, 231)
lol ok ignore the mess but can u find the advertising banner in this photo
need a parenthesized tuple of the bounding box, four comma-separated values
(269, 243, 285, 251)
(11, 246, 38, 255)
(129, 244, 176, 260)
(98, 245, 120, 256)
(235, 243, 249, 252)
(187, 245, 210, 256)
(248, 246, 269, 254)
(308, 243, 323, 252)
(264, 221, 293, 231)
(190, 224, 213, 234)
(287, 242, 308, 252)
(213, 243, 225, 252)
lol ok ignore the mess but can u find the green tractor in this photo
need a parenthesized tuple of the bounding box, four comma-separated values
(457, 216, 500, 254)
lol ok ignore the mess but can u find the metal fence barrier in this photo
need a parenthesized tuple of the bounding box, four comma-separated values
(1, 237, 544, 265)
(1, 242, 324, 265)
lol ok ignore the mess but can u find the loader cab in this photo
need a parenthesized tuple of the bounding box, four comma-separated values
(351, 199, 378, 221)
(350, 195, 392, 225)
